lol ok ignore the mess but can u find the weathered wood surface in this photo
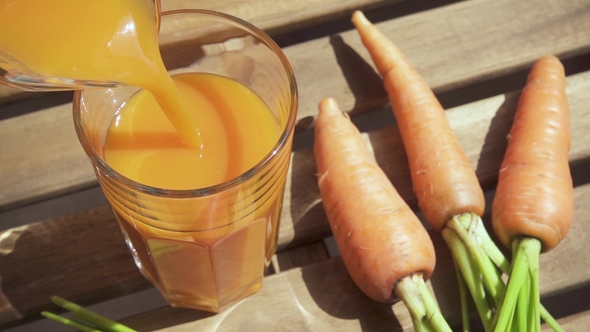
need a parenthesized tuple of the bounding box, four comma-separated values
(161, 0, 401, 36)
(2, 0, 590, 212)
(1, 0, 590, 330)
(119, 181, 590, 331)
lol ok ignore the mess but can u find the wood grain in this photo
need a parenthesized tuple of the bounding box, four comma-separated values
(289, 0, 590, 121)
(0, 205, 147, 328)
(0, 104, 96, 211)
(160, 0, 399, 36)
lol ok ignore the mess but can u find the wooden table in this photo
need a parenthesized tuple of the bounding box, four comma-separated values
(2, 0, 590, 330)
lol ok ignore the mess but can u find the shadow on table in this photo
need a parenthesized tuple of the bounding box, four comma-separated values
(301, 259, 404, 331)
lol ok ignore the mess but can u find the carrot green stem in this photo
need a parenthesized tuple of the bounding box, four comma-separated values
(447, 213, 506, 306)
(492, 237, 544, 332)
(529, 257, 540, 332)
(453, 258, 470, 332)
(442, 227, 493, 331)
(442, 213, 565, 332)
(41, 311, 102, 332)
(395, 273, 453, 332)
(454, 213, 510, 273)
(49, 296, 136, 332)
(418, 276, 452, 332)
(517, 275, 529, 331)
(493, 238, 528, 331)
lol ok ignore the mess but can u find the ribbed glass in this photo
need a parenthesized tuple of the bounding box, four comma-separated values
(73, 9, 297, 312)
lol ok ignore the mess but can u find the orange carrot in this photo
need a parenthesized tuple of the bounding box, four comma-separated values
(351, 11, 485, 232)
(489, 55, 572, 332)
(351, 12, 500, 330)
(492, 55, 573, 253)
(314, 97, 435, 302)
(314, 98, 451, 331)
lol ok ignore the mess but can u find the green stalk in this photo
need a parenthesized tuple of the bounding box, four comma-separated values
(503, 301, 516, 332)
(431, 208, 567, 332)
(50, 296, 136, 332)
(454, 213, 510, 273)
(523, 238, 541, 331)
(418, 276, 452, 332)
(41, 311, 102, 332)
(395, 273, 453, 332)
(493, 237, 529, 332)
(412, 315, 426, 332)
(447, 214, 506, 306)
(442, 227, 493, 331)
(453, 259, 471, 332)
(517, 274, 530, 332)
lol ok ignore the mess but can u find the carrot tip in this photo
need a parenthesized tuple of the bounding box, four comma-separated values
(318, 97, 341, 117)
(351, 10, 369, 27)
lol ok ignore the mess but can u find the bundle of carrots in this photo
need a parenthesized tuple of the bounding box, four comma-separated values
(313, 10, 573, 332)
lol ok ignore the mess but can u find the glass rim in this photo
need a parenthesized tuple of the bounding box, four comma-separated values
(72, 9, 298, 198)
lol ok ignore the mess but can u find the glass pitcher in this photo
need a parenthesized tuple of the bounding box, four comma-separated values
(0, 0, 160, 91)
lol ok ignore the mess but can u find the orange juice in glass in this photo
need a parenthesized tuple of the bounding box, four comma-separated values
(73, 10, 297, 312)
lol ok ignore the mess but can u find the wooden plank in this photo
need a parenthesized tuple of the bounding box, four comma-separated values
(543, 310, 590, 332)
(272, 240, 330, 273)
(0, 205, 146, 328)
(2, 0, 590, 213)
(160, 0, 400, 36)
(0, 0, 398, 105)
(120, 259, 429, 331)
(290, 0, 590, 122)
(0, 87, 32, 107)
(2, 70, 589, 329)
(121, 286, 590, 332)
(0, 104, 96, 211)
(119, 297, 590, 332)
(118, 181, 590, 331)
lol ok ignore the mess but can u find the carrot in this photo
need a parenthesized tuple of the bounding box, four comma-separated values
(352, 11, 501, 330)
(351, 11, 566, 332)
(351, 11, 485, 232)
(314, 97, 451, 331)
(491, 55, 572, 332)
(492, 55, 573, 252)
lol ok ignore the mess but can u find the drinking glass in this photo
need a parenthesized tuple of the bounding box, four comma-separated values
(73, 9, 297, 312)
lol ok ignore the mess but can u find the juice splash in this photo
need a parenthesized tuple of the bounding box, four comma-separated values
(104, 72, 281, 190)
(0, 0, 202, 147)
